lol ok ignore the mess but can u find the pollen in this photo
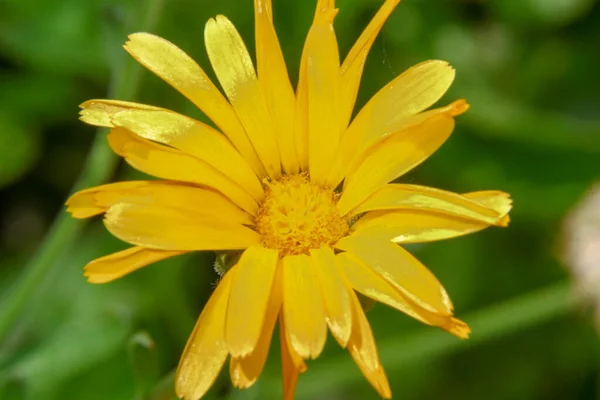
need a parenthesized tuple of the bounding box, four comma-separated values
(255, 174, 349, 256)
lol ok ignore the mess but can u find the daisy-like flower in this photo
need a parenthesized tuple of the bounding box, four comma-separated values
(67, 0, 512, 398)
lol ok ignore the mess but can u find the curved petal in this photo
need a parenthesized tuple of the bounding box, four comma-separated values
(347, 286, 391, 398)
(310, 248, 352, 347)
(336, 235, 453, 315)
(230, 261, 283, 388)
(123, 33, 265, 177)
(83, 246, 185, 284)
(350, 210, 500, 243)
(328, 66, 460, 188)
(279, 315, 307, 400)
(351, 184, 511, 225)
(337, 113, 455, 215)
(338, 252, 470, 338)
(226, 246, 279, 357)
(344, 59, 454, 149)
(175, 271, 232, 399)
(107, 128, 259, 215)
(205, 15, 281, 178)
(66, 180, 252, 224)
(306, 9, 341, 185)
(282, 254, 327, 359)
(339, 0, 401, 132)
(255, 0, 299, 174)
(104, 203, 261, 251)
(107, 109, 263, 201)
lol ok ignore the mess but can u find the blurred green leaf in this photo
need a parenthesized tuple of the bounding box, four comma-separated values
(0, 114, 40, 189)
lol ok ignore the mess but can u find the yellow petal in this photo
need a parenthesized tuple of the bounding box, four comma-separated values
(104, 203, 261, 251)
(337, 252, 469, 339)
(230, 260, 283, 388)
(226, 246, 279, 357)
(336, 236, 453, 315)
(176, 271, 232, 399)
(79, 99, 162, 127)
(351, 184, 510, 225)
(294, 0, 338, 172)
(107, 128, 259, 215)
(123, 33, 265, 177)
(310, 248, 352, 347)
(66, 180, 252, 225)
(294, 51, 310, 172)
(337, 113, 455, 215)
(339, 0, 401, 132)
(345, 59, 454, 149)
(350, 209, 498, 243)
(463, 191, 513, 227)
(306, 10, 341, 185)
(84, 246, 185, 284)
(328, 62, 457, 187)
(107, 109, 263, 201)
(255, 0, 299, 174)
(204, 15, 281, 178)
(282, 254, 327, 359)
(347, 287, 392, 398)
(279, 315, 307, 400)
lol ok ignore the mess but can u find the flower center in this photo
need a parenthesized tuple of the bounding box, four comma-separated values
(255, 174, 349, 256)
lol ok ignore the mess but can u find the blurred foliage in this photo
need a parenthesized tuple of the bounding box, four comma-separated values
(1, 0, 599, 399)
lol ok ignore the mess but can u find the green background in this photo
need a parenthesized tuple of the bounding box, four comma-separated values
(1, 0, 599, 399)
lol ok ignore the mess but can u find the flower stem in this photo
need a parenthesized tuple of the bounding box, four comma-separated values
(264, 281, 575, 399)
(0, 0, 166, 343)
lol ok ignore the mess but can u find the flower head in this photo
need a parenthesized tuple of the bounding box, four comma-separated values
(67, 0, 512, 398)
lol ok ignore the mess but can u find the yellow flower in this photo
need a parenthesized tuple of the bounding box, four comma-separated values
(67, 0, 512, 398)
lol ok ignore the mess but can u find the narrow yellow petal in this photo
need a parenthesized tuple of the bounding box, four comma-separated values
(123, 33, 265, 177)
(337, 252, 470, 339)
(310, 248, 352, 347)
(337, 113, 455, 215)
(294, 53, 310, 171)
(279, 314, 307, 400)
(329, 100, 468, 187)
(104, 203, 261, 251)
(306, 11, 341, 185)
(338, 251, 426, 322)
(204, 15, 281, 178)
(347, 288, 392, 398)
(328, 62, 457, 187)
(66, 180, 252, 225)
(107, 128, 259, 215)
(255, 0, 299, 174)
(230, 261, 283, 388)
(226, 246, 279, 357)
(339, 0, 401, 132)
(350, 183, 510, 225)
(463, 191, 513, 227)
(282, 254, 327, 359)
(84, 246, 185, 284)
(109, 109, 264, 201)
(350, 209, 497, 243)
(79, 99, 162, 127)
(345, 59, 455, 149)
(176, 271, 232, 400)
(294, 0, 338, 172)
(336, 236, 453, 315)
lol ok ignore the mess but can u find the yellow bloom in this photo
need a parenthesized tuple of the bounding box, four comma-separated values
(67, 0, 512, 398)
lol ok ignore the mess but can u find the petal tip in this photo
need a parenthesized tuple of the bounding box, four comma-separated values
(446, 317, 471, 339)
(450, 99, 470, 116)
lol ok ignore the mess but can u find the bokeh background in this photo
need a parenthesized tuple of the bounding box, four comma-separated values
(1, 0, 600, 399)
